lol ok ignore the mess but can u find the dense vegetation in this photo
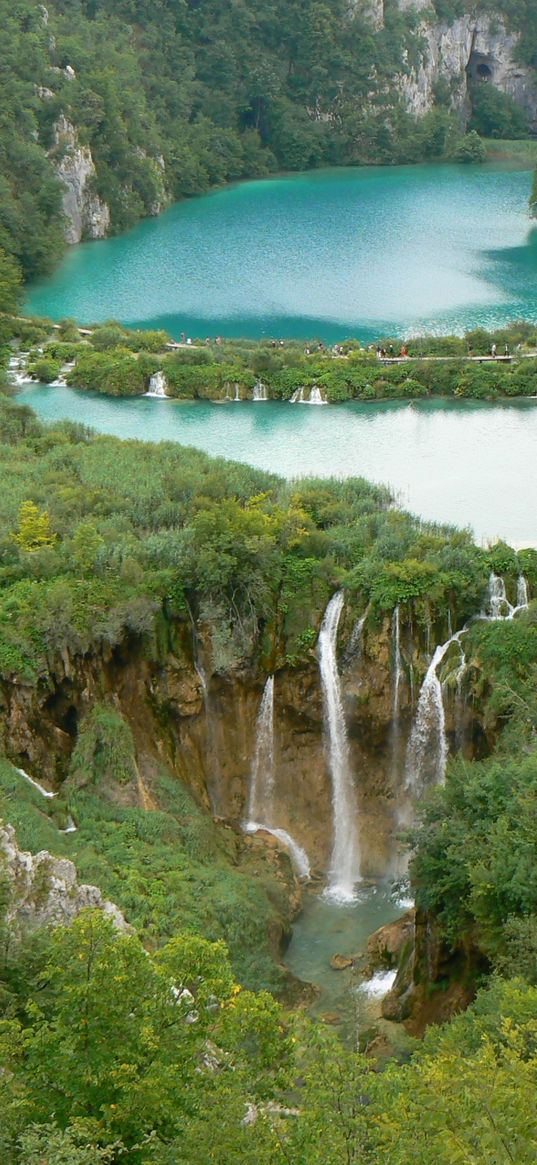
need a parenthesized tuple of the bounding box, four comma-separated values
(1, 0, 537, 283)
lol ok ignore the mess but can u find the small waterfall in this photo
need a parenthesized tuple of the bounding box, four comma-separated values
(343, 603, 370, 665)
(244, 822, 311, 879)
(14, 766, 57, 799)
(318, 592, 360, 900)
(453, 642, 467, 751)
(404, 638, 455, 796)
(390, 604, 404, 784)
(8, 354, 32, 386)
(234, 383, 240, 401)
(392, 605, 403, 719)
(245, 678, 310, 878)
(289, 386, 304, 403)
(60, 815, 77, 834)
(246, 677, 275, 823)
(145, 371, 168, 398)
(308, 385, 327, 405)
(252, 380, 268, 401)
(517, 575, 529, 610)
(488, 572, 513, 619)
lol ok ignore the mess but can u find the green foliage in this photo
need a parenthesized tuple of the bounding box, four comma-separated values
(453, 129, 488, 162)
(470, 81, 529, 139)
(0, 250, 23, 315)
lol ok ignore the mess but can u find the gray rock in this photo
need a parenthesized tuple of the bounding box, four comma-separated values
(0, 821, 128, 940)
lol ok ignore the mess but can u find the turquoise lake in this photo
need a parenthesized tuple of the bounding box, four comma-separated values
(16, 386, 537, 546)
(26, 164, 537, 342)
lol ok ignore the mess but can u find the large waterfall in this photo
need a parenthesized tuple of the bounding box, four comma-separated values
(245, 677, 311, 879)
(318, 591, 360, 900)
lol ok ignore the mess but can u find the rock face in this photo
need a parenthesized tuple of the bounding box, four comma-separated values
(0, 821, 128, 940)
(51, 115, 110, 245)
(0, 606, 489, 886)
(395, 9, 537, 128)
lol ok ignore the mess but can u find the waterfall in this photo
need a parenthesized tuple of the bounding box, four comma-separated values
(308, 385, 327, 405)
(14, 766, 57, 799)
(289, 386, 304, 403)
(517, 575, 529, 610)
(487, 573, 529, 620)
(244, 677, 311, 878)
(145, 371, 168, 398)
(390, 604, 404, 783)
(488, 572, 512, 618)
(318, 591, 360, 900)
(343, 603, 370, 665)
(404, 638, 454, 796)
(244, 823, 311, 879)
(234, 383, 240, 401)
(392, 605, 402, 719)
(60, 815, 77, 834)
(246, 677, 275, 823)
(252, 380, 268, 401)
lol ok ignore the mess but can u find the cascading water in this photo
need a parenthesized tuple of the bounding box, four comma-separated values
(343, 603, 370, 666)
(488, 572, 512, 618)
(318, 591, 360, 901)
(404, 636, 459, 796)
(145, 371, 168, 398)
(517, 575, 529, 609)
(392, 605, 403, 720)
(289, 386, 304, 403)
(252, 380, 268, 401)
(245, 677, 311, 879)
(308, 385, 327, 405)
(246, 677, 275, 823)
(234, 383, 240, 401)
(15, 766, 57, 799)
(389, 604, 404, 784)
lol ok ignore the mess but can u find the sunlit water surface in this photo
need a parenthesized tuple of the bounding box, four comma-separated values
(26, 163, 537, 342)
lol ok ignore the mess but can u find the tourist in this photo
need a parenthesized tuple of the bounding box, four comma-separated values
(491, 343, 497, 358)
(504, 343, 510, 356)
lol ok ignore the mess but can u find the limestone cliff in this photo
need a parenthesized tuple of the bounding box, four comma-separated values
(50, 115, 110, 245)
(393, 6, 537, 128)
(0, 820, 127, 942)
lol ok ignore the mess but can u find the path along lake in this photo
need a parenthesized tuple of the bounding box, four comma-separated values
(26, 163, 537, 342)
(17, 386, 537, 546)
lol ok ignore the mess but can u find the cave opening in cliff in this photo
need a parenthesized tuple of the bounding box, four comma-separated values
(467, 52, 495, 84)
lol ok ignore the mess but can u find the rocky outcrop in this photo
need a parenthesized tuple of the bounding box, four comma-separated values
(380, 907, 488, 1030)
(0, 821, 128, 942)
(395, 9, 537, 129)
(51, 115, 110, 245)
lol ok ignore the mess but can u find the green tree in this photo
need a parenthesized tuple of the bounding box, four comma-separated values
(0, 249, 23, 315)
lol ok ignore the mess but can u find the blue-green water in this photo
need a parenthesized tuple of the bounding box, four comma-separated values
(26, 164, 537, 342)
(16, 385, 537, 545)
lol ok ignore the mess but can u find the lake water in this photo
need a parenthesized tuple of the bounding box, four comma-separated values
(16, 385, 537, 545)
(26, 164, 537, 342)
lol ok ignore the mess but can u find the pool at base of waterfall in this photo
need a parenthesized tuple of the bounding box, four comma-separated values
(285, 884, 411, 1046)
